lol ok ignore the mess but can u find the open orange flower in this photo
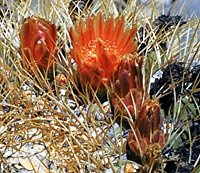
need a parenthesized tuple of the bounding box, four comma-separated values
(70, 12, 137, 87)
(20, 16, 58, 73)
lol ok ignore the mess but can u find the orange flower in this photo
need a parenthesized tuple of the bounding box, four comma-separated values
(20, 16, 58, 72)
(70, 12, 137, 87)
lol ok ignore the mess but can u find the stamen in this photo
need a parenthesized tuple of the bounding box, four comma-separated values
(81, 39, 118, 65)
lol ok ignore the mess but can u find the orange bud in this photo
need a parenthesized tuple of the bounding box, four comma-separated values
(55, 74, 68, 86)
(135, 99, 162, 137)
(128, 128, 148, 156)
(112, 55, 145, 118)
(114, 56, 144, 98)
(152, 130, 166, 148)
(20, 16, 58, 73)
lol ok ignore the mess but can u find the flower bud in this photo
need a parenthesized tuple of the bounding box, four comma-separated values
(20, 16, 58, 73)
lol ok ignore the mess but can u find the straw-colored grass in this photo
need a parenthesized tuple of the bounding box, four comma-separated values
(0, 0, 199, 172)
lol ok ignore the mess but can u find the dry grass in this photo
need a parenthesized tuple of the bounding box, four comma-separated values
(0, 0, 199, 172)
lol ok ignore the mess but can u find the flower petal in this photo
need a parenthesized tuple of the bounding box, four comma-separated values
(34, 39, 49, 68)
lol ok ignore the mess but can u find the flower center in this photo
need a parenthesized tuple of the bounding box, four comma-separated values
(81, 40, 97, 66)
(103, 40, 117, 54)
(85, 53, 98, 65)
(81, 39, 118, 66)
